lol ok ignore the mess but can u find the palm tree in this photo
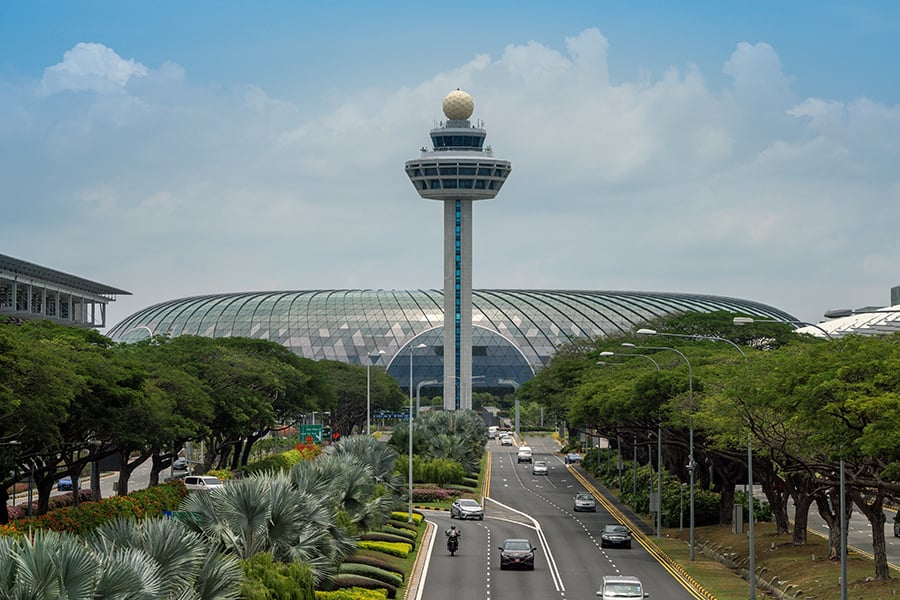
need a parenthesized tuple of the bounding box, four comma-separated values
(0, 519, 242, 600)
(179, 473, 348, 585)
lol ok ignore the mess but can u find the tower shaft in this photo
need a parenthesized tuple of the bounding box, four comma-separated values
(443, 199, 473, 410)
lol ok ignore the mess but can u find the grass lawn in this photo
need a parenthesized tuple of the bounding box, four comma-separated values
(656, 522, 900, 599)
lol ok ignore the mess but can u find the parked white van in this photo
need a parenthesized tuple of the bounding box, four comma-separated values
(517, 446, 533, 463)
(184, 475, 224, 491)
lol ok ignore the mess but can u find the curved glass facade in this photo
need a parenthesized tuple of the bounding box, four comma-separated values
(107, 289, 795, 392)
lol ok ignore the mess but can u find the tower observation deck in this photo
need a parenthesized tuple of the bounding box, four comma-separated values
(405, 90, 512, 410)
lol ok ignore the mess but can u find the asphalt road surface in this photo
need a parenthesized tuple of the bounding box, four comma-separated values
(417, 433, 700, 600)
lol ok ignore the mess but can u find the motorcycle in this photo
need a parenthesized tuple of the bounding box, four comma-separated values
(447, 534, 459, 556)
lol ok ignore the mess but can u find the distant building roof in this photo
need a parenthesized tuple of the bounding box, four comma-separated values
(0, 254, 130, 297)
(797, 306, 900, 338)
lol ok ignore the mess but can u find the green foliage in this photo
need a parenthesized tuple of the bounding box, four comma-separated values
(390, 511, 423, 524)
(342, 553, 406, 578)
(241, 553, 315, 600)
(243, 449, 307, 476)
(379, 526, 415, 541)
(315, 588, 387, 600)
(338, 563, 403, 588)
(328, 574, 398, 599)
(358, 531, 415, 550)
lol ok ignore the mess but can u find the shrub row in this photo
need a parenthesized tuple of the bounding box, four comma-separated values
(410, 486, 459, 502)
(357, 540, 412, 558)
(342, 553, 405, 579)
(338, 563, 403, 588)
(359, 532, 415, 550)
(390, 511, 423, 525)
(328, 575, 397, 599)
(315, 587, 387, 600)
(379, 526, 415, 542)
(0, 481, 186, 537)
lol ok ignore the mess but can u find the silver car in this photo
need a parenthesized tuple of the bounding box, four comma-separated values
(450, 498, 484, 520)
(532, 460, 548, 475)
(574, 492, 596, 512)
(596, 575, 648, 598)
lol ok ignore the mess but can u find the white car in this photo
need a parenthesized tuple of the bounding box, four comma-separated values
(517, 446, 533, 463)
(183, 475, 224, 492)
(499, 434, 513, 446)
(532, 460, 548, 475)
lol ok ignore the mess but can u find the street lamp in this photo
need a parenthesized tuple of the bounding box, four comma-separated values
(732, 316, 834, 340)
(407, 342, 427, 523)
(599, 351, 662, 537)
(623, 340, 695, 558)
(416, 379, 439, 415)
(366, 350, 385, 436)
(498, 378, 520, 436)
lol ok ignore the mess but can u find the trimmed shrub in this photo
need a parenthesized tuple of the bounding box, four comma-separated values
(379, 526, 415, 541)
(338, 563, 403, 588)
(315, 586, 387, 600)
(342, 554, 405, 579)
(410, 486, 457, 503)
(359, 531, 415, 550)
(390, 511, 423, 525)
(329, 575, 397, 599)
(384, 519, 418, 534)
(357, 541, 411, 558)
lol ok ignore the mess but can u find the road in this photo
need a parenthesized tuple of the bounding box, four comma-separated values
(417, 433, 700, 599)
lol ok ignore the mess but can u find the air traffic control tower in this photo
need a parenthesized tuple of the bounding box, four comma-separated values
(405, 90, 512, 410)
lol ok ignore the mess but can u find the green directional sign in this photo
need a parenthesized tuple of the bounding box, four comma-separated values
(298, 424, 323, 444)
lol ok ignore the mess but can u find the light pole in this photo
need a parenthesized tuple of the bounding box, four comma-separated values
(366, 350, 385, 436)
(599, 351, 662, 536)
(498, 378, 520, 437)
(407, 342, 427, 523)
(416, 379, 439, 415)
(623, 340, 694, 558)
(732, 316, 834, 340)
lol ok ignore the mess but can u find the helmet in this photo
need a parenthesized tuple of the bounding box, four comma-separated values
(450, 525, 456, 530)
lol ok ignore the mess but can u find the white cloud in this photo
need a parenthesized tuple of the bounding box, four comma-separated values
(39, 43, 149, 96)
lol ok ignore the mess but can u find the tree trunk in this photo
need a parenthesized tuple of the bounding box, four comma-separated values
(719, 484, 736, 525)
(0, 487, 9, 525)
(849, 488, 890, 580)
(814, 492, 844, 559)
(791, 492, 814, 546)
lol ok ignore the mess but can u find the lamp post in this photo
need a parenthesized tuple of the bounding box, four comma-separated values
(732, 316, 834, 340)
(366, 351, 385, 436)
(416, 379, 439, 415)
(407, 342, 427, 523)
(498, 378, 520, 436)
(623, 340, 694, 558)
(599, 351, 662, 537)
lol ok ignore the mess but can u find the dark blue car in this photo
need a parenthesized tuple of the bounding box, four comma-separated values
(57, 476, 73, 491)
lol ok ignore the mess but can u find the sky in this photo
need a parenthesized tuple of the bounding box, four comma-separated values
(2, 1, 899, 332)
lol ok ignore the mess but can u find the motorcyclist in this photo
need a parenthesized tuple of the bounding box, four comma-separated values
(445, 524, 461, 553)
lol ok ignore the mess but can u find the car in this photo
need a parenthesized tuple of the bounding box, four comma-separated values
(500, 435, 513, 446)
(450, 498, 484, 520)
(532, 460, 548, 476)
(573, 492, 597, 512)
(596, 575, 648, 598)
(498, 538, 536, 570)
(564, 452, 582, 464)
(172, 457, 188, 470)
(600, 524, 633, 549)
(57, 476, 73, 491)
(183, 475, 224, 492)
(516, 446, 533, 463)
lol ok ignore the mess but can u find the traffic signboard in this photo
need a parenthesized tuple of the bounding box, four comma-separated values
(298, 424, 323, 443)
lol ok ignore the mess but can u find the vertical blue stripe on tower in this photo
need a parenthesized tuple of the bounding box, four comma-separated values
(454, 199, 462, 410)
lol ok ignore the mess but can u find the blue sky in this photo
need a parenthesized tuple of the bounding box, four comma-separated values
(2, 1, 899, 330)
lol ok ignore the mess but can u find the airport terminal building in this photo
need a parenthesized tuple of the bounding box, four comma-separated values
(106, 288, 797, 394)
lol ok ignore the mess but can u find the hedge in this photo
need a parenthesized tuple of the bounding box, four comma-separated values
(315, 586, 387, 600)
(357, 541, 412, 558)
(328, 575, 397, 599)
(338, 563, 403, 588)
(341, 554, 405, 579)
(359, 531, 415, 550)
